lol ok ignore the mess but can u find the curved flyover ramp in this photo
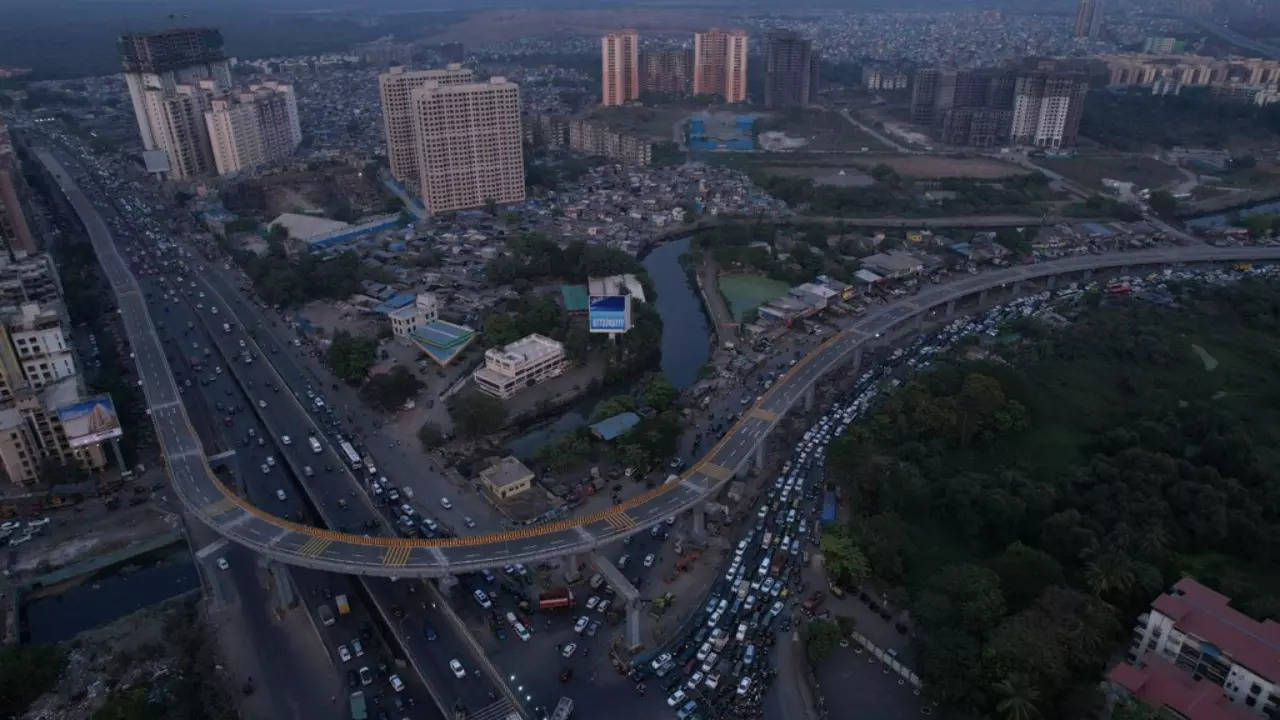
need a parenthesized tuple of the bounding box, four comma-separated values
(39, 147, 1280, 576)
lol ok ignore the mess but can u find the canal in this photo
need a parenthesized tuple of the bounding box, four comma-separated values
(1187, 197, 1280, 228)
(24, 542, 200, 643)
(505, 236, 710, 458)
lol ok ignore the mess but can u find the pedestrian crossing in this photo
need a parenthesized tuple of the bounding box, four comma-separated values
(467, 699, 521, 720)
(700, 463, 735, 482)
(603, 512, 637, 531)
(382, 545, 412, 567)
(298, 536, 331, 558)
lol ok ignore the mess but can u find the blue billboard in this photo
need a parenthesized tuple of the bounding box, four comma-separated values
(588, 295, 631, 334)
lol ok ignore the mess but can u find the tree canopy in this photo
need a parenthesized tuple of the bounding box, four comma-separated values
(327, 332, 378, 384)
(448, 390, 509, 438)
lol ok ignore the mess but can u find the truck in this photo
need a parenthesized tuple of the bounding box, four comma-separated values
(349, 691, 367, 720)
(550, 697, 573, 720)
(338, 440, 361, 469)
(318, 604, 335, 626)
(308, 436, 322, 454)
(539, 587, 575, 610)
(770, 552, 786, 578)
(335, 594, 351, 616)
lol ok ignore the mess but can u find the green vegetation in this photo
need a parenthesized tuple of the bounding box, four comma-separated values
(1063, 193, 1141, 221)
(802, 619, 844, 662)
(448, 390, 509, 438)
(238, 240, 366, 307)
(536, 375, 683, 474)
(0, 644, 66, 715)
(718, 274, 790, 321)
(754, 170, 1053, 218)
(1082, 87, 1280, 151)
(417, 422, 443, 451)
(486, 234, 643, 285)
(485, 295, 565, 348)
(327, 332, 378, 384)
(359, 366, 422, 411)
(826, 279, 1280, 717)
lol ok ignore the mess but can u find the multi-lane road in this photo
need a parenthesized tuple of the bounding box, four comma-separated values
(37, 146, 1280, 585)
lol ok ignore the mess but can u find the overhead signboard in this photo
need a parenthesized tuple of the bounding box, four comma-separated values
(588, 295, 631, 334)
(56, 394, 123, 448)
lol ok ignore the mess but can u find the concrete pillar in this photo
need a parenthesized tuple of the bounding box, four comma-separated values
(110, 437, 128, 476)
(691, 507, 706, 541)
(977, 288, 988, 305)
(436, 574, 459, 594)
(852, 346, 863, 372)
(265, 560, 296, 608)
(1046, 275, 1057, 290)
(564, 554, 582, 583)
(1083, 268, 1093, 281)
(1011, 280, 1023, 296)
(626, 599, 643, 651)
(803, 385, 815, 412)
(945, 299, 956, 318)
(754, 439, 766, 471)
(913, 313, 924, 331)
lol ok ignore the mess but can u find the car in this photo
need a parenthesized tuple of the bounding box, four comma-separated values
(358, 666, 373, 686)
(677, 699, 698, 720)
(275, 489, 287, 501)
(585, 595, 600, 611)
(281, 435, 292, 445)
(440, 497, 452, 510)
(352, 638, 364, 656)
(574, 616, 589, 633)
(464, 516, 476, 528)
(265, 455, 276, 467)
(389, 674, 404, 692)
(586, 619, 601, 637)
(449, 659, 466, 679)
(686, 671, 705, 690)
(597, 599, 611, 614)
(338, 645, 352, 662)
(424, 626, 438, 641)
(473, 589, 492, 609)
(650, 652, 673, 671)
(667, 689, 687, 707)
(643, 553, 655, 568)
(260, 464, 270, 475)
(736, 676, 753, 696)
(257, 399, 267, 408)
(561, 643, 578, 658)
(215, 557, 229, 571)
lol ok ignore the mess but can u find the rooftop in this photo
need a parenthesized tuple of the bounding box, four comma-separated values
(269, 213, 350, 241)
(486, 333, 563, 367)
(560, 285, 590, 313)
(479, 456, 534, 488)
(409, 320, 476, 366)
(589, 411, 641, 441)
(1153, 578, 1280, 681)
(1109, 654, 1257, 720)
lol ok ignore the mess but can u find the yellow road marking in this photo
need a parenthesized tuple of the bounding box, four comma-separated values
(700, 463, 735, 482)
(604, 513, 637, 531)
(750, 408, 779, 422)
(300, 536, 332, 557)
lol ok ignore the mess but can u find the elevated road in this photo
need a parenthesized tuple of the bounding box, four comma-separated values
(38, 148, 1280, 575)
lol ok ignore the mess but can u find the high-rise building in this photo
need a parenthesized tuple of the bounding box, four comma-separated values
(693, 29, 749, 103)
(205, 81, 301, 175)
(1075, 0, 1105, 39)
(410, 77, 525, 215)
(378, 64, 474, 190)
(119, 29, 232, 179)
(910, 68, 959, 126)
(0, 122, 36, 256)
(1010, 64, 1089, 149)
(640, 48, 692, 95)
(601, 30, 640, 106)
(764, 30, 818, 108)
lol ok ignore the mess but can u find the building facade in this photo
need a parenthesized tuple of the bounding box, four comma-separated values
(601, 30, 640, 106)
(568, 118, 652, 165)
(693, 29, 749, 103)
(0, 254, 63, 307)
(0, 122, 35, 257)
(1075, 0, 1105, 39)
(640, 48, 692, 95)
(473, 333, 567, 399)
(411, 77, 525, 215)
(764, 30, 818, 108)
(1010, 66, 1089, 149)
(3, 303, 76, 390)
(205, 81, 301, 175)
(119, 29, 232, 179)
(1110, 578, 1279, 719)
(388, 293, 439, 339)
(378, 64, 474, 190)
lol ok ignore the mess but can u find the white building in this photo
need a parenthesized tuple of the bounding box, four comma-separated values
(473, 333, 567, 399)
(378, 64, 474, 190)
(205, 81, 301, 175)
(4, 303, 75, 389)
(388, 293, 439, 340)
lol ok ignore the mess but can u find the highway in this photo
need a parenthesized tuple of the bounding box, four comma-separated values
(35, 144, 1280, 581)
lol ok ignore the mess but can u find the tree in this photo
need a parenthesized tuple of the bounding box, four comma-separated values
(0, 644, 66, 715)
(417, 422, 443, 451)
(821, 528, 870, 586)
(916, 563, 1006, 637)
(642, 376, 679, 412)
(1083, 551, 1137, 600)
(328, 332, 377, 384)
(989, 542, 1064, 611)
(1148, 190, 1178, 217)
(93, 686, 164, 720)
(359, 366, 423, 411)
(992, 675, 1041, 720)
(448, 391, 508, 438)
(802, 619, 843, 662)
(590, 395, 637, 422)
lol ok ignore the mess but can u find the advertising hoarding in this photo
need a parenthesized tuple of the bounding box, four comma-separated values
(588, 295, 631, 334)
(56, 394, 122, 448)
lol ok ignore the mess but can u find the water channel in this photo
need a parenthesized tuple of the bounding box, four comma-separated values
(1187, 197, 1280, 228)
(505, 236, 711, 458)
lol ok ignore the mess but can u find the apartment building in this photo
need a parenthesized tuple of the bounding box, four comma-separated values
(0, 253, 61, 307)
(2, 303, 75, 390)
(1075, 0, 1105, 39)
(205, 81, 302, 175)
(388, 293, 439, 339)
(410, 77, 525, 215)
(119, 28, 232, 179)
(378, 64, 474, 189)
(764, 30, 818, 108)
(568, 119, 652, 165)
(473, 334, 568, 399)
(0, 121, 36, 256)
(1110, 578, 1280, 719)
(640, 48, 692, 95)
(693, 29, 749, 103)
(1010, 66, 1088, 149)
(601, 30, 640, 106)
(861, 63, 910, 91)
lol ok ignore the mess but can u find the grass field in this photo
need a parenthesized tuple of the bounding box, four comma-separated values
(758, 108, 889, 152)
(718, 274, 790, 321)
(1037, 155, 1183, 191)
(845, 154, 1025, 179)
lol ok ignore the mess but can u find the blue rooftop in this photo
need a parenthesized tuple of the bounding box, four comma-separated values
(373, 293, 416, 314)
(589, 411, 641, 441)
(409, 320, 477, 366)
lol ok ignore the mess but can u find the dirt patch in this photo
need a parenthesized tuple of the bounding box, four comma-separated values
(1037, 155, 1183, 191)
(220, 162, 386, 223)
(768, 166, 876, 188)
(845, 154, 1025, 179)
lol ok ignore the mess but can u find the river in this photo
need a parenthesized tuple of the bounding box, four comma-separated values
(505, 237, 710, 458)
(24, 543, 200, 643)
(1187, 197, 1280, 228)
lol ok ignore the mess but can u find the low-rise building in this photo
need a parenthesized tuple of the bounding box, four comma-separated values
(2, 302, 76, 390)
(861, 250, 924, 278)
(479, 456, 534, 499)
(472, 333, 568, 399)
(388, 293, 439, 339)
(1109, 578, 1280, 719)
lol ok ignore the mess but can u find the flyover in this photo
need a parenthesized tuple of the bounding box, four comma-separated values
(39, 149, 1280, 576)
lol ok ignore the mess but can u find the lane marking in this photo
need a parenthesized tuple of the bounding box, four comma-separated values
(700, 463, 735, 482)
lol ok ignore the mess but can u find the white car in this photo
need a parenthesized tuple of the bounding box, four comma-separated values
(337, 645, 352, 663)
(561, 643, 577, 658)
(585, 595, 600, 611)
(473, 589, 492, 609)
(440, 497, 452, 510)
(597, 599, 611, 614)
(736, 676, 753, 696)
(281, 435, 292, 445)
(667, 689, 687, 707)
(257, 399, 267, 408)
(449, 659, 466, 679)
(643, 553, 655, 568)
(265, 455, 276, 467)
(389, 674, 404, 692)
(216, 557, 229, 571)
(574, 616, 589, 633)
(275, 489, 287, 501)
